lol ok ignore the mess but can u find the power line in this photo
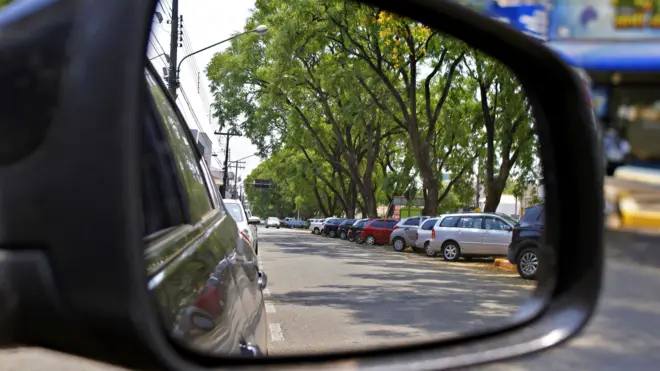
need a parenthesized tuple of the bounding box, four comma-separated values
(179, 86, 204, 133)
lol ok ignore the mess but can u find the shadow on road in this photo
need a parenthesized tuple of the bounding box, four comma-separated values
(264, 233, 535, 342)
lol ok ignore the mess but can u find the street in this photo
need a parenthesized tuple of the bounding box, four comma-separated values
(257, 228, 534, 355)
(1, 227, 659, 370)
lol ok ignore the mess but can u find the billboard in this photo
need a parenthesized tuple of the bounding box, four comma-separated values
(484, 2, 550, 41)
(549, 0, 660, 40)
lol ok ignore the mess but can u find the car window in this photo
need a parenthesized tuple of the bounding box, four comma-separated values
(386, 220, 398, 228)
(145, 70, 212, 222)
(141, 90, 187, 236)
(522, 205, 542, 223)
(420, 219, 437, 230)
(224, 203, 244, 223)
(403, 217, 420, 226)
(496, 212, 517, 225)
(457, 217, 483, 229)
(371, 220, 385, 228)
(484, 217, 508, 231)
(439, 216, 459, 227)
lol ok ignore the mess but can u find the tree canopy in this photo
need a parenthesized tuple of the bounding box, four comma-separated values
(208, 0, 539, 217)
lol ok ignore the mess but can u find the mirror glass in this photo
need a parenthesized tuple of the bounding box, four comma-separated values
(144, 0, 545, 357)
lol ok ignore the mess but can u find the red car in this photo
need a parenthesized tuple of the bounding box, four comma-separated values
(360, 218, 399, 245)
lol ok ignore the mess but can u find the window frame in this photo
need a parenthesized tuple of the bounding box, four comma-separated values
(421, 219, 438, 230)
(144, 67, 216, 222)
(439, 216, 460, 227)
(370, 220, 385, 228)
(403, 217, 420, 226)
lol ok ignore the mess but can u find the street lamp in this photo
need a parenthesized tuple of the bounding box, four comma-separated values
(168, 25, 269, 97)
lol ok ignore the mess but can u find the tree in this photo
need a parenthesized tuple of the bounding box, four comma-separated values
(325, 3, 478, 215)
(465, 51, 537, 212)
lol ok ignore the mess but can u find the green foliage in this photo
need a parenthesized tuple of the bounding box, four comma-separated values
(208, 0, 540, 217)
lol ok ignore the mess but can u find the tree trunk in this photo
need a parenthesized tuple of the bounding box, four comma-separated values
(422, 181, 439, 216)
(484, 177, 506, 212)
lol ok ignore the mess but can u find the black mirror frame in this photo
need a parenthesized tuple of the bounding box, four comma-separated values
(0, 0, 603, 370)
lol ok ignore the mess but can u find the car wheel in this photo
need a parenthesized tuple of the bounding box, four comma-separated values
(365, 235, 376, 245)
(339, 231, 347, 240)
(441, 241, 460, 261)
(277, 226, 280, 229)
(265, 226, 269, 229)
(424, 241, 435, 257)
(392, 237, 406, 252)
(517, 247, 539, 280)
(313, 227, 320, 235)
(348, 235, 355, 242)
(328, 230, 336, 238)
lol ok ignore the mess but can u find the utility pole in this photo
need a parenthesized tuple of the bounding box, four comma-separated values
(214, 130, 241, 198)
(167, 0, 180, 97)
(232, 160, 246, 199)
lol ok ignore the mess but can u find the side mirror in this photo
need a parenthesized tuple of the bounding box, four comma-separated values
(0, 0, 603, 370)
(504, 225, 513, 232)
(248, 216, 261, 225)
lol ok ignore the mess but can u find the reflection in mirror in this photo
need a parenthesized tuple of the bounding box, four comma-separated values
(144, 0, 544, 358)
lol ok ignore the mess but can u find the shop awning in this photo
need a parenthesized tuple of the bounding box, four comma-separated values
(547, 41, 660, 72)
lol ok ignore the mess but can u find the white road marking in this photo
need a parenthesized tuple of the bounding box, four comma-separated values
(263, 288, 271, 298)
(269, 323, 284, 342)
(265, 303, 276, 313)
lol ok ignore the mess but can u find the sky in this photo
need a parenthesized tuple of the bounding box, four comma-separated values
(148, 0, 261, 182)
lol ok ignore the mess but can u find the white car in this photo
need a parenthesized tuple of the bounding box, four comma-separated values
(308, 218, 325, 234)
(266, 217, 280, 229)
(223, 199, 261, 254)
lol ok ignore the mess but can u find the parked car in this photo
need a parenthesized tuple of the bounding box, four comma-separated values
(266, 217, 280, 229)
(321, 218, 346, 237)
(414, 217, 442, 256)
(508, 204, 544, 280)
(390, 216, 431, 252)
(309, 218, 325, 234)
(141, 65, 268, 356)
(337, 219, 357, 239)
(360, 218, 399, 245)
(223, 199, 261, 254)
(283, 218, 306, 228)
(427, 212, 517, 261)
(348, 218, 371, 243)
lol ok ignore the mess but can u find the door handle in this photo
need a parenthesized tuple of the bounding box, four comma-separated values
(239, 342, 263, 357)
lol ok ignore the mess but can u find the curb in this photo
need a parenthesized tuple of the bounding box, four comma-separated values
(493, 258, 517, 271)
(617, 193, 660, 229)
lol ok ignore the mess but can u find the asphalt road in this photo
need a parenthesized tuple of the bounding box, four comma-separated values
(1, 227, 659, 370)
(258, 228, 534, 355)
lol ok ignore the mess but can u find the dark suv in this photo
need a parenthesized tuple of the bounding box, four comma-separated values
(337, 219, 357, 239)
(322, 218, 346, 238)
(508, 204, 544, 280)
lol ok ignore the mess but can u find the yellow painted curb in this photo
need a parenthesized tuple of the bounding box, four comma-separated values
(493, 258, 517, 271)
(618, 193, 660, 229)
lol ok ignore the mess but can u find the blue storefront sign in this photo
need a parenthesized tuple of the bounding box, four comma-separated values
(484, 2, 550, 41)
(549, 0, 660, 41)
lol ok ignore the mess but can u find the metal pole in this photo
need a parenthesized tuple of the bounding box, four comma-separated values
(222, 134, 230, 198)
(167, 0, 179, 97)
(234, 160, 240, 199)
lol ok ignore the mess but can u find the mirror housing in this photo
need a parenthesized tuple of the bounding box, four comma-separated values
(248, 216, 261, 225)
(504, 225, 513, 232)
(0, 0, 602, 370)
